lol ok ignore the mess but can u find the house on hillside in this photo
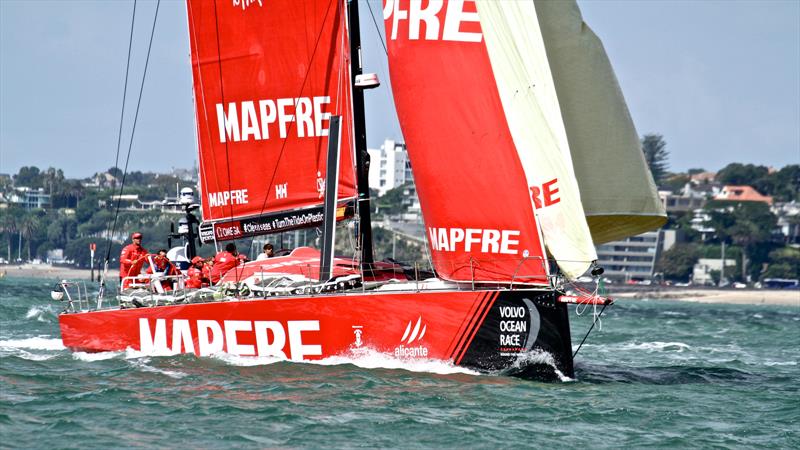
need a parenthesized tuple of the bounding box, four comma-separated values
(714, 185, 773, 205)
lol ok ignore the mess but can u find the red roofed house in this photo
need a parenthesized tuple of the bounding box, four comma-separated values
(714, 185, 773, 205)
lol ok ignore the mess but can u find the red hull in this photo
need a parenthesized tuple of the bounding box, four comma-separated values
(59, 289, 574, 380)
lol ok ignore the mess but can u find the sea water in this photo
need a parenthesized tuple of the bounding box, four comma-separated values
(1, 277, 798, 448)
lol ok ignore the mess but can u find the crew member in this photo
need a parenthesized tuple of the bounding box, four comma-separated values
(210, 243, 240, 284)
(119, 232, 148, 289)
(185, 256, 210, 289)
(256, 243, 274, 260)
(146, 249, 182, 291)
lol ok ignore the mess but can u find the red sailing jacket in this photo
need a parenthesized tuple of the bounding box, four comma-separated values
(185, 265, 211, 289)
(119, 244, 148, 278)
(210, 251, 239, 284)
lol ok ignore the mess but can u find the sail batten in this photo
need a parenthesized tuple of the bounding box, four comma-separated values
(187, 0, 357, 240)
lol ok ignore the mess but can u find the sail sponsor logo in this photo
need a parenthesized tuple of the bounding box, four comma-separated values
(232, 0, 262, 12)
(139, 318, 322, 360)
(384, 0, 482, 43)
(216, 96, 332, 143)
(208, 189, 249, 207)
(427, 227, 520, 254)
(275, 183, 288, 199)
(529, 178, 561, 209)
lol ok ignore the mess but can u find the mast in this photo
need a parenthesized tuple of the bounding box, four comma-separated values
(347, 0, 375, 271)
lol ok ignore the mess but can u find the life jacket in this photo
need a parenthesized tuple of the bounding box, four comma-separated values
(210, 251, 239, 284)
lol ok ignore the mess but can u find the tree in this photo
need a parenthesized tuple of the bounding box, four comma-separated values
(687, 168, 706, 175)
(0, 210, 19, 261)
(716, 163, 769, 186)
(641, 134, 669, 186)
(761, 248, 800, 280)
(657, 243, 699, 281)
(18, 213, 42, 261)
(705, 200, 779, 280)
(13, 166, 43, 188)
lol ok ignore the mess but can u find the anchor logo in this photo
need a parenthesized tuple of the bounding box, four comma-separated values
(352, 325, 363, 348)
(316, 171, 325, 199)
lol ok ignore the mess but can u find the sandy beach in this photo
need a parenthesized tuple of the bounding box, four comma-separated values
(2, 263, 797, 307)
(609, 287, 799, 307)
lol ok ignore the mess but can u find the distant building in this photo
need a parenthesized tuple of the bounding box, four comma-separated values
(659, 185, 707, 213)
(102, 194, 183, 214)
(773, 201, 800, 244)
(693, 258, 737, 286)
(689, 171, 716, 185)
(6, 187, 51, 210)
(714, 185, 773, 205)
(367, 139, 413, 196)
(595, 230, 676, 281)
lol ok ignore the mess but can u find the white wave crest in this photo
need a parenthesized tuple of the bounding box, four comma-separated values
(127, 359, 187, 379)
(621, 341, 691, 352)
(311, 347, 480, 376)
(210, 353, 285, 367)
(25, 305, 55, 323)
(507, 349, 572, 382)
(197, 347, 480, 376)
(0, 337, 65, 351)
(72, 351, 125, 361)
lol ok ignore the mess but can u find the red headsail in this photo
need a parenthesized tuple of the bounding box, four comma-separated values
(187, 0, 357, 240)
(384, 0, 549, 284)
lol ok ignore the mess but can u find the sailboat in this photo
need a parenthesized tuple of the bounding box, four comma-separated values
(55, 0, 664, 381)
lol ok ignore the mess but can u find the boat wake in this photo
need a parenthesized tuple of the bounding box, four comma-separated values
(209, 347, 481, 376)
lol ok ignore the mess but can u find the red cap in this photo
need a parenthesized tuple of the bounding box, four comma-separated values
(131, 232, 143, 239)
(191, 256, 203, 265)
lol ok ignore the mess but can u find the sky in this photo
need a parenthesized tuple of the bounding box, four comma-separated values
(1, 0, 798, 179)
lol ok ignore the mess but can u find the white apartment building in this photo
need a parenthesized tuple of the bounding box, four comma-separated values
(367, 139, 413, 196)
(595, 230, 677, 281)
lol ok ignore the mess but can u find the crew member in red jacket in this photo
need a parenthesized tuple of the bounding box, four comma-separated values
(146, 249, 182, 291)
(210, 243, 240, 284)
(119, 232, 148, 289)
(185, 256, 211, 289)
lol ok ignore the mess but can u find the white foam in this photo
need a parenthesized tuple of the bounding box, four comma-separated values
(620, 341, 691, 352)
(200, 347, 480, 376)
(72, 351, 125, 361)
(0, 337, 65, 351)
(311, 347, 481, 376)
(507, 349, 572, 382)
(211, 353, 284, 367)
(127, 359, 187, 379)
(25, 305, 55, 322)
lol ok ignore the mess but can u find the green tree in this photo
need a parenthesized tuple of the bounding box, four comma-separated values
(13, 166, 44, 188)
(761, 247, 800, 280)
(706, 200, 779, 280)
(18, 212, 42, 261)
(0, 209, 19, 261)
(641, 134, 669, 186)
(657, 243, 699, 281)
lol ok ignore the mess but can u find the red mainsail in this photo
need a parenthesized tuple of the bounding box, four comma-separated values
(187, 0, 357, 240)
(384, 0, 549, 284)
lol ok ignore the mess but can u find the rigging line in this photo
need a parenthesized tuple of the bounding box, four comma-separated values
(254, 0, 338, 219)
(364, 0, 387, 56)
(102, 0, 136, 265)
(572, 302, 608, 359)
(106, 0, 161, 265)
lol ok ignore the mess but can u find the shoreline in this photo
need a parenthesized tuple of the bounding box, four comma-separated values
(2, 264, 797, 307)
(607, 287, 799, 307)
(1, 264, 119, 281)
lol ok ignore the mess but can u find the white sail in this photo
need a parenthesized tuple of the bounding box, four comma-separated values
(476, 0, 596, 279)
